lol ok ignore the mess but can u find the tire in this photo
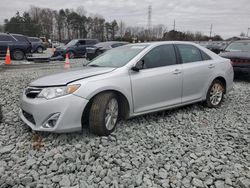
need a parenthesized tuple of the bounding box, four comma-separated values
(68, 51, 75, 59)
(36, 46, 43, 53)
(204, 79, 225, 108)
(89, 92, 119, 136)
(12, 49, 24, 60)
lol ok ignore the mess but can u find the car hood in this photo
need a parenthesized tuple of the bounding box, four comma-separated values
(220, 51, 250, 60)
(30, 67, 116, 87)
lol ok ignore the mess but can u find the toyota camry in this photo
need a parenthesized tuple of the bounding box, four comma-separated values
(20, 42, 234, 136)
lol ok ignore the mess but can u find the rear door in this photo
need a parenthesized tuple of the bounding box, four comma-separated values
(130, 44, 182, 113)
(75, 40, 87, 56)
(175, 44, 215, 102)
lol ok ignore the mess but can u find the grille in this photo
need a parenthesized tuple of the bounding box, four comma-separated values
(25, 87, 42, 98)
(22, 110, 36, 125)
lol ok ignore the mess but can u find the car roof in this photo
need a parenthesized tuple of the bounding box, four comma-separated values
(10, 33, 25, 37)
(232, 40, 250, 43)
(29, 37, 40, 39)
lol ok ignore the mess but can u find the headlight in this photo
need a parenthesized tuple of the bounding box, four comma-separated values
(37, 84, 80, 99)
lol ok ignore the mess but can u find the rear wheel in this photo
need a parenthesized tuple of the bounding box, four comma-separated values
(205, 79, 225, 108)
(89, 92, 119, 136)
(12, 49, 24, 60)
(36, 46, 43, 53)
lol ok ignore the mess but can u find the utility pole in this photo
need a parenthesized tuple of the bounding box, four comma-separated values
(148, 5, 152, 31)
(247, 28, 250, 37)
(209, 24, 213, 38)
(173, 20, 176, 31)
(148, 5, 152, 40)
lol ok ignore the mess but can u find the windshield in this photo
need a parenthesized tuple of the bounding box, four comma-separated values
(88, 45, 148, 68)
(66, 39, 78, 47)
(226, 42, 250, 52)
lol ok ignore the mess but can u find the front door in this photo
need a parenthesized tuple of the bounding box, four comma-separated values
(130, 44, 183, 113)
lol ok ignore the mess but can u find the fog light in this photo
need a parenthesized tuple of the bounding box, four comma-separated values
(42, 113, 60, 128)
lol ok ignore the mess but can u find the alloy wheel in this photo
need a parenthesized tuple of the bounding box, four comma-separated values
(105, 98, 118, 130)
(209, 83, 224, 106)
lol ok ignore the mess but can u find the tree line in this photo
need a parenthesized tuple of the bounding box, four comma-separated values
(2, 5, 223, 42)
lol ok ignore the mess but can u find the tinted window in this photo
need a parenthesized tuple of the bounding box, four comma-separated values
(13, 35, 29, 43)
(86, 40, 97, 45)
(177, 44, 202, 63)
(111, 43, 127, 48)
(143, 44, 177, 69)
(78, 40, 86, 45)
(29, 38, 40, 42)
(0, 35, 14, 42)
(200, 50, 212, 60)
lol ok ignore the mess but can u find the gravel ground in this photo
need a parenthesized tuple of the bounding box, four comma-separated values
(0, 62, 250, 188)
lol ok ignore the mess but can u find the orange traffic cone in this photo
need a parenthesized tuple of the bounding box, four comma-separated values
(5, 47, 11, 65)
(64, 53, 70, 69)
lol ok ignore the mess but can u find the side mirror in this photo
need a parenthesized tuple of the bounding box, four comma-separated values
(131, 60, 144, 72)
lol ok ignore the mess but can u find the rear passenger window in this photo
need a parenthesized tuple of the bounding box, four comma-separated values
(143, 44, 177, 69)
(177, 44, 202, 63)
(86, 40, 97, 45)
(200, 50, 212, 60)
(78, 40, 86, 45)
(13, 35, 29, 43)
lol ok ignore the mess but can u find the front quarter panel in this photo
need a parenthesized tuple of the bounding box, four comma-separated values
(72, 68, 133, 114)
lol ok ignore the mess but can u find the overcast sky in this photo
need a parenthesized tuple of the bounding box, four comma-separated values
(1, 0, 250, 39)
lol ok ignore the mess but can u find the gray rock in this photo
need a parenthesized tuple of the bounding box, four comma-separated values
(237, 178, 250, 188)
(21, 176, 33, 185)
(0, 145, 14, 154)
(214, 180, 225, 188)
(59, 175, 71, 187)
(192, 178, 204, 188)
(26, 158, 36, 167)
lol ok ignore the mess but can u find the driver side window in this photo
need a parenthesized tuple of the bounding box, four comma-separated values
(142, 44, 177, 69)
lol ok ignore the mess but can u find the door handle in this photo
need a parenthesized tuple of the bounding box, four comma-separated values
(173, 69, 182, 74)
(208, 64, 215, 69)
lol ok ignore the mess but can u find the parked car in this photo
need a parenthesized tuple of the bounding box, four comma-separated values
(220, 40, 250, 74)
(51, 41, 62, 48)
(28, 37, 46, 53)
(0, 33, 32, 60)
(206, 42, 228, 54)
(53, 39, 99, 59)
(20, 42, 233, 136)
(86, 41, 129, 60)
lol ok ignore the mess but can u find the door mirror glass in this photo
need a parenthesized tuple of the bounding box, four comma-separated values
(131, 60, 144, 71)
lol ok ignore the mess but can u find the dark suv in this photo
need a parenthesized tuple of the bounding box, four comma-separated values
(0, 33, 32, 60)
(28, 37, 46, 53)
(53, 39, 99, 59)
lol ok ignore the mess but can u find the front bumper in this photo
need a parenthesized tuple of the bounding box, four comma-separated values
(233, 64, 250, 73)
(19, 93, 89, 133)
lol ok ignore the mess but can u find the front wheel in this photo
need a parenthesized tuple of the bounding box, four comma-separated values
(36, 46, 43, 53)
(89, 92, 119, 136)
(205, 79, 225, 108)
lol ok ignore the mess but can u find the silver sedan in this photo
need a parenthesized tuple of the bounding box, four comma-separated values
(20, 42, 234, 136)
